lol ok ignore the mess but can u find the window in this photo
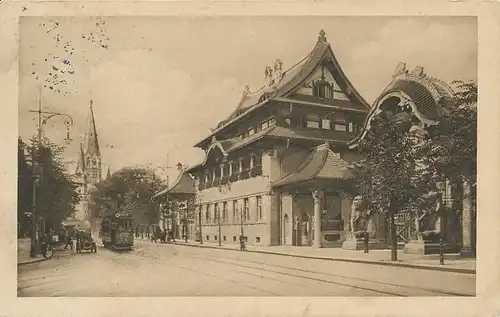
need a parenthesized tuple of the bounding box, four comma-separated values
(233, 200, 238, 223)
(206, 235, 209, 240)
(269, 117, 276, 126)
(322, 119, 331, 130)
(334, 123, 347, 131)
(261, 121, 269, 130)
(223, 202, 228, 222)
(256, 196, 263, 220)
(223, 236, 227, 241)
(248, 127, 255, 136)
(348, 122, 354, 133)
(314, 80, 333, 99)
(243, 198, 250, 221)
(306, 120, 320, 129)
(256, 237, 261, 243)
(236, 134, 243, 139)
(233, 236, 237, 242)
(205, 205, 210, 223)
(214, 235, 217, 241)
(245, 236, 248, 242)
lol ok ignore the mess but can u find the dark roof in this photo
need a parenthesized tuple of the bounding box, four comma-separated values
(273, 143, 353, 187)
(349, 64, 455, 148)
(384, 79, 440, 120)
(275, 94, 369, 113)
(153, 170, 195, 199)
(267, 126, 354, 144)
(195, 30, 370, 148)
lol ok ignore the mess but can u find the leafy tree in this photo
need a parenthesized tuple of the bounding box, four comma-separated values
(88, 167, 164, 228)
(18, 138, 33, 237)
(20, 137, 79, 232)
(351, 115, 436, 261)
(420, 80, 477, 184)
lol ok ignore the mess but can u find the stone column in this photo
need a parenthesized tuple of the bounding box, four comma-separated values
(461, 180, 474, 257)
(312, 189, 324, 248)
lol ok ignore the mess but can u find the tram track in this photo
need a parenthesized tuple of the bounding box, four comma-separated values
(178, 250, 473, 297)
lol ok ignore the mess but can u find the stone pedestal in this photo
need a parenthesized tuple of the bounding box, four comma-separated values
(341, 233, 386, 250)
(404, 239, 461, 255)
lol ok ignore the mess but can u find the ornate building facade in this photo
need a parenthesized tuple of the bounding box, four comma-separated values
(188, 30, 371, 247)
(73, 101, 102, 226)
(185, 30, 475, 256)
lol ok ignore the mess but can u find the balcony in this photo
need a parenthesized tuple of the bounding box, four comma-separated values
(249, 165, 262, 177)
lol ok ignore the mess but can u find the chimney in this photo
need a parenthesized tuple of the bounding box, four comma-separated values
(265, 66, 274, 86)
(273, 59, 283, 84)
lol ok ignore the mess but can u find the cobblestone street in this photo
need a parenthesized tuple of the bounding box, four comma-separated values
(18, 241, 475, 297)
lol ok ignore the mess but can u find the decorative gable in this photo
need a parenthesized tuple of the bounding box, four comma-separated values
(296, 65, 351, 101)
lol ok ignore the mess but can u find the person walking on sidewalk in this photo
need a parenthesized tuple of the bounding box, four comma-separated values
(239, 234, 246, 251)
(363, 231, 369, 253)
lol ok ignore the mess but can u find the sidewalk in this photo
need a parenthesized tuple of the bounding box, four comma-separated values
(135, 237, 476, 274)
(17, 238, 53, 266)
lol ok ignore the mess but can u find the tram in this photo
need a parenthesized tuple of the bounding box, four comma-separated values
(99, 213, 134, 251)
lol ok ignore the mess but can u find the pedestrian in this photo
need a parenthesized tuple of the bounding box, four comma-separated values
(239, 234, 246, 251)
(363, 231, 369, 253)
(40, 232, 48, 258)
(64, 230, 73, 250)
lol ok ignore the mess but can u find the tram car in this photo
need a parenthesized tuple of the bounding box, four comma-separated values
(99, 213, 134, 251)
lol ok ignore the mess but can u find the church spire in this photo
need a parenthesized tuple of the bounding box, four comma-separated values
(84, 100, 100, 157)
(106, 166, 111, 180)
(75, 143, 86, 175)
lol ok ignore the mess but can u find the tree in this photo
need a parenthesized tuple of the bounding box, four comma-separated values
(418, 80, 477, 255)
(420, 80, 477, 184)
(351, 115, 435, 261)
(18, 138, 33, 237)
(19, 137, 80, 232)
(88, 167, 164, 228)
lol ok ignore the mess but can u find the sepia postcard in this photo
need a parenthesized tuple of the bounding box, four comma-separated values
(1, 1, 499, 317)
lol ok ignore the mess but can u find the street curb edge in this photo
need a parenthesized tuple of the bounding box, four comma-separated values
(158, 241, 476, 275)
(17, 253, 53, 266)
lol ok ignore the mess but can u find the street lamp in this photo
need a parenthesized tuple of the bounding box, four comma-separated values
(28, 89, 74, 258)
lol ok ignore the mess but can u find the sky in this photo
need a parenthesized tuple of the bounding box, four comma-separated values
(18, 16, 477, 182)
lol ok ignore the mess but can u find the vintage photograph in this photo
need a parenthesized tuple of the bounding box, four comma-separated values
(17, 16, 477, 297)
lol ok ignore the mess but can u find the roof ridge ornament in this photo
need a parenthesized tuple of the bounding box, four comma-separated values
(318, 29, 327, 43)
(243, 85, 250, 96)
(410, 65, 426, 78)
(393, 61, 408, 78)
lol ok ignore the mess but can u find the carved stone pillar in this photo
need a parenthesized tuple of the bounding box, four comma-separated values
(312, 189, 324, 248)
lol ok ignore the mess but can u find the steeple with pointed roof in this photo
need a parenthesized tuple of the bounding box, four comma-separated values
(106, 166, 111, 180)
(83, 100, 102, 185)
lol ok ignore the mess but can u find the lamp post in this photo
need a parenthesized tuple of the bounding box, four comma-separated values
(217, 205, 222, 246)
(28, 89, 74, 258)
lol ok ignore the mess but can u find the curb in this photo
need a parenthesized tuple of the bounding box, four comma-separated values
(17, 253, 53, 266)
(144, 240, 476, 275)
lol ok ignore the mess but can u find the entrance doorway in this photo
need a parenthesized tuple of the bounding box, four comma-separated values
(298, 213, 311, 246)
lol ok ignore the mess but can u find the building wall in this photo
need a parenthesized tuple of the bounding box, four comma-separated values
(198, 175, 277, 246)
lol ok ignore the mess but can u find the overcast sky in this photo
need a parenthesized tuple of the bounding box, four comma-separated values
(18, 16, 477, 182)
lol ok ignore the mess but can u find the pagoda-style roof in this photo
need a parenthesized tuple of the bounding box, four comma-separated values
(273, 142, 354, 188)
(153, 169, 195, 199)
(349, 63, 455, 148)
(195, 29, 370, 149)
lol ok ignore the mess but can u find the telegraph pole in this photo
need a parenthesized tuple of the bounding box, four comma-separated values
(28, 88, 74, 258)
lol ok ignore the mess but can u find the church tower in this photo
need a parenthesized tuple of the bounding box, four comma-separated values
(83, 100, 102, 185)
(72, 100, 102, 224)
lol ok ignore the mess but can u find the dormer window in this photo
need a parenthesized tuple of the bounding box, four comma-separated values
(248, 127, 255, 136)
(314, 80, 333, 99)
(236, 133, 243, 139)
